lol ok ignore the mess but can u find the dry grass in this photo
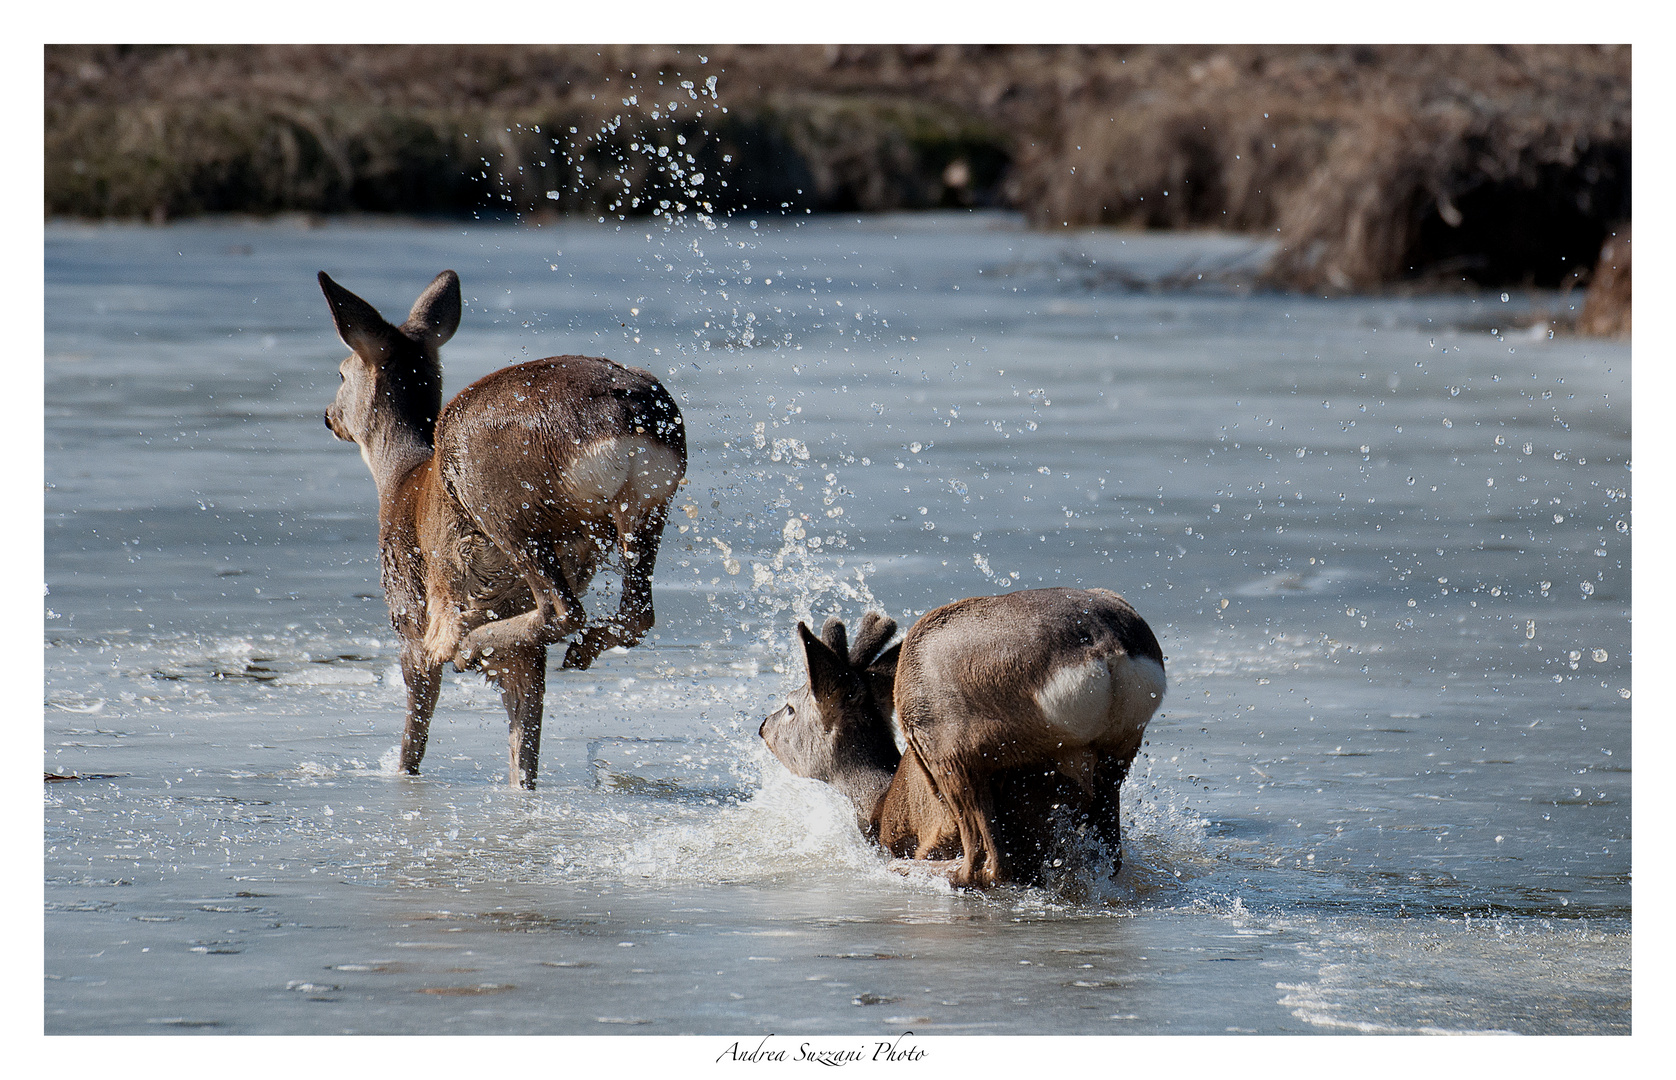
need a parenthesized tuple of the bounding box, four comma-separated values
(46, 44, 1630, 300)
(1579, 228, 1631, 337)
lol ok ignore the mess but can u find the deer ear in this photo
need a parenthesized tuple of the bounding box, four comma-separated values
(798, 622, 847, 704)
(849, 611, 897, 666)
(403, 269, 461, 346)
(864, 641, 901, 718)
(819, 617, 849, 661)
(319, 272, 403, 361)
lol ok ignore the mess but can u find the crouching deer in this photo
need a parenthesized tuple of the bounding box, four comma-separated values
(319, 269, 686, 788)
(759, 589, 1165, 887)
(759, 613, 1090, 886)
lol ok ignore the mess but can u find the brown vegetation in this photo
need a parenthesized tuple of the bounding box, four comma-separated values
(46, 45, 1629, 304)
(1579, 227, 1631, 337)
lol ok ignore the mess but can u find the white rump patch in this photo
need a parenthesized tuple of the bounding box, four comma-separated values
(1122, 655, 1169, 720)
(562, 437, 682, 520)
(560, 437, 635, 503)
(1034, 657, 1115, 741)
(1034, 653, 1168, 743)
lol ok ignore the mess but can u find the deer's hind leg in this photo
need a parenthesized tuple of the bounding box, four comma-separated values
(936, 764, 1007, 887)
(398, 642, 442, 775)
(898, 702, 1007, 886)
(1088, 754, 1133, 875)
(563, 498, 672, 670)
(454, 535, 587, 671)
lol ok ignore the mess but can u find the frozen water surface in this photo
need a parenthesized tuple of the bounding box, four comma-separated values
(45, 212, 1629, 1034)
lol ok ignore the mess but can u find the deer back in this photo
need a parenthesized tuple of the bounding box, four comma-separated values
(435, 355, 686, 547)
(893, 588, 1166, 775)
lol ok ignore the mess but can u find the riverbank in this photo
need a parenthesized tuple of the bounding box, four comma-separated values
(46, 45, 1629, 315)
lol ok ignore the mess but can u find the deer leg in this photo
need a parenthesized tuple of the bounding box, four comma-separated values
(564, 499, 670, 670)
(1089, 755, 1132, 875)
(456, 546, 585, 671)
(914, 827, 962, 862)
(398, 644, 442, 775)
(941, 767, 1007, 887)
(485, 641, 546, 789)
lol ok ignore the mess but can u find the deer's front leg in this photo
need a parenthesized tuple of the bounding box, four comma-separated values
(399, 644, 442, 775)
(485, 642, 547, 789)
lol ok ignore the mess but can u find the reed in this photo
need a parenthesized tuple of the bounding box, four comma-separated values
(47, 44, 1629, 298)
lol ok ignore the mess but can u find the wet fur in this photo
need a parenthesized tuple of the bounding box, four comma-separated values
(320, 269, 686, 788)
(894, 588, 1165, 886)
(759, 589, 1166, 887)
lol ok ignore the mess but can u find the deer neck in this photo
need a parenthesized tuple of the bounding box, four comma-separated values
(824, 762, 895, 835)
(361, 420, 433, 495)
(829, 722, 902, 834)
(359, 398, 437, 496)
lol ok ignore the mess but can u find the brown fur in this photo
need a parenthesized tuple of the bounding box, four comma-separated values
(893, 588, 1164, 886)
(759, 590, 1165, 887)
(319, 269, 686, 788)
(876, 750, 1090, 882)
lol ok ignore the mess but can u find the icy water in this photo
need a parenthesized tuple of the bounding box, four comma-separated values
(45, 212, 1629, 1035)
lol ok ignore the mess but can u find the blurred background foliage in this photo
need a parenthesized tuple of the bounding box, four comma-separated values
(45, 44, 1630, 323)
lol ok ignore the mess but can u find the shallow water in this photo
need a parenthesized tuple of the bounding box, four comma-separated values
(45, 212, 1630, 1034)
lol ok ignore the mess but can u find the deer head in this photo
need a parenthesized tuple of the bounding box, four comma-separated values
(318, 270, 459, 471)
(759, 612, 901, 798)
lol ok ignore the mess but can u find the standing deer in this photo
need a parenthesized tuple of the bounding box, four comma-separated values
(319, 269, 686, 788)
(760, 589, 1165, 887)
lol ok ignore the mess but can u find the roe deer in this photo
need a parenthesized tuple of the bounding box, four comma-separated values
(759, 589, 1165, 887)
(758, 613, 1091, 886)
(319, 269, 686, 788)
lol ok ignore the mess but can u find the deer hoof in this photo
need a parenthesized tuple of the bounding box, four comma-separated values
(949, 856, 1003, 889)
(456, 623, 517, 671)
